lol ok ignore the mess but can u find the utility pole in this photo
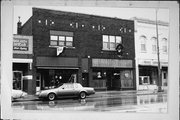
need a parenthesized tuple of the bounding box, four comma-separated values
(155, 8, 163, 92)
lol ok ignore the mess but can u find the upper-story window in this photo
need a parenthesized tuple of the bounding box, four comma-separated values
(151, 37, 157, 53)
(102, 35, 122, 50)
(162, 38, 168, 53)
(50, 30, 74, 47)
(139, 36, 147, 52)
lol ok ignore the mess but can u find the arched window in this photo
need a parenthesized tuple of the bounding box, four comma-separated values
(151, 37, 157, 53)
(139, 35, 147, 52)
(162, 38, 168, 53)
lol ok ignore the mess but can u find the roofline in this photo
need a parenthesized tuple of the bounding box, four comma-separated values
(131, 17, 169, 26)
(32, 7, 134, 22)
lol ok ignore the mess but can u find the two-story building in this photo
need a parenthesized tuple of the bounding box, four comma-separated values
(13, 32, 33, 93)
(18, 8, 136, 94)
(133, 17, 169, 91)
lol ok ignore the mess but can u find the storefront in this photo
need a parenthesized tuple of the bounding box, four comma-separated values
(13, 35, 33, 93)
(35, 57, 79, 90)
(90, 58, 135, 90)
(137, 59, 168, 90)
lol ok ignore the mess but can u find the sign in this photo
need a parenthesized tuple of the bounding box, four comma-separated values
(13, 39, 28, 51)
(139, 59, 168, 67)
(13, 35, 33, 54)
(57, 47, 64, 56)
(92, 59, 133, 68)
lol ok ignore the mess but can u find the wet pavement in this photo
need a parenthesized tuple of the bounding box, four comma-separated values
(12, 90, 167, 113)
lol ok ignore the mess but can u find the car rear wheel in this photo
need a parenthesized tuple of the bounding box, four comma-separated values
(79, 92, 86, 99)
(48, 93, 56, 101)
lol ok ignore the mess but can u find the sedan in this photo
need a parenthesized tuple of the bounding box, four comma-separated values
(36, 83, 95, 101)
(12, 89, 27, 100)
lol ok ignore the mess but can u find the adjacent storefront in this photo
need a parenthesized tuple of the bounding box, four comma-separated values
(13, 34, 33, 93)
(90, 59, 135, 90)
(138, 59, 168, 90)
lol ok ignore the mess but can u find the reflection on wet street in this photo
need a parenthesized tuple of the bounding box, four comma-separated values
(12, 92, 167, 113)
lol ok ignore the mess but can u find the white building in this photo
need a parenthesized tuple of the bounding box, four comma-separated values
(133, 17, 169, 91)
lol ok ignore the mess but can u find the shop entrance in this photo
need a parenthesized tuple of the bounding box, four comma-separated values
(82, 73, 89, 87)
(37, 69, 78, 90)
(106, 70, 121, 90)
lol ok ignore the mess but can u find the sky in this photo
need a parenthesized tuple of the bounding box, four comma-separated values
(13, 5, 169, 34)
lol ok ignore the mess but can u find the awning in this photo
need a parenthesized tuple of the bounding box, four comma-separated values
(36, 57, 79, 68)
(37, 66, 79, 70)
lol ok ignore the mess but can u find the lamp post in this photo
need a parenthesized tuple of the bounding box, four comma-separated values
(155, 8, 163, 92)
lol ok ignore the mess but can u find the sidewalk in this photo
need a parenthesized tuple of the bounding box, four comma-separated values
(13, 89, 167, 102)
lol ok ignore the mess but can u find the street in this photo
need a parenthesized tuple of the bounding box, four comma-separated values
(12, 91, 167, 113)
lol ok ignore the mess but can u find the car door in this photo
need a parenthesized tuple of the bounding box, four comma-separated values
(57, 84, 75, 97)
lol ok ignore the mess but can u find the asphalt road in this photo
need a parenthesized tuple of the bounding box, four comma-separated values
(12, 91, 167, 113)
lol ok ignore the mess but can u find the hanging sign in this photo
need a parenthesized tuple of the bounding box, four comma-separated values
(57, 47, 64, 56)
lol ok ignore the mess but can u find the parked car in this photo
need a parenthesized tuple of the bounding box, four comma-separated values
(36, 83, 95, 101)
(12, 89, 27, 100)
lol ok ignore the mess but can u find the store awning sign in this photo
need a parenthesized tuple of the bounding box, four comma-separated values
(57, 47, 64, 56)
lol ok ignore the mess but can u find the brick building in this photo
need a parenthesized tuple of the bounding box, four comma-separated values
(19, 8, 136, 94)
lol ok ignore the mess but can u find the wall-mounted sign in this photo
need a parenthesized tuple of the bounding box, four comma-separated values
(13, 35, 33, 54)
(92, 59, 133, 68)
(139, 59, 168, 67)
(13, 39, 28, 51)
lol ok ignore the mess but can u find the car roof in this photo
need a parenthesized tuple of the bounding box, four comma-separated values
(63, 83, 80, 85)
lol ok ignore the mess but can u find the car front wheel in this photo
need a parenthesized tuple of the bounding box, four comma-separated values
(48, 93, 56, 101)
(79, 92, 86, 99)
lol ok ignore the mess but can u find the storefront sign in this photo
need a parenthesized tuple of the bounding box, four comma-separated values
(139, 59, 168, 67)
(13, 35, 33, 54)
(13, 39, 28, 51)
(92, 59, 133, 68)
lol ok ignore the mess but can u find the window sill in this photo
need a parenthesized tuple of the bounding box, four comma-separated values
(49, 45, 75, 49)
(102, 49, 116, 52)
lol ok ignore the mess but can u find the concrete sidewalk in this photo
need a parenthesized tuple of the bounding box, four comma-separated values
(13, 90, 167, 102)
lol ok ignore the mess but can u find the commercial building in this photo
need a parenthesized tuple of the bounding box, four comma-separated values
(19, 8, 136, 94)
(133, 17, 169, 91)
(13, 34, 33, 93)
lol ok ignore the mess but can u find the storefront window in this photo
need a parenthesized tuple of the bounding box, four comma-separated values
(13, 71, 23, 90)
(120, 70, 133, 88)
(93, 70, 107, 80)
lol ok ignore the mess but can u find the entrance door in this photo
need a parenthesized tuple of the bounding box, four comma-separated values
(82, 73, 88, 87)
(162, 71, 167, 86)
(36, 73, 41, 92)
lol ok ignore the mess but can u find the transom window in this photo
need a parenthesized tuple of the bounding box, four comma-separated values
(50, 30, 73, 47)
(102, 35, 122, 50)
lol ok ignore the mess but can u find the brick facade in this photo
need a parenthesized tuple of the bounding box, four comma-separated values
(21, 8, 136, 94)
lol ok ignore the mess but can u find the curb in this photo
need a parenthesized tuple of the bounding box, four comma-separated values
(14, 90, 167, 102)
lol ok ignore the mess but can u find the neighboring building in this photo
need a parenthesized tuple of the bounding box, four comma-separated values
(13, 34, 33, 93)
(18, 8, 136, 94)
(133, 17, 169, 91)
